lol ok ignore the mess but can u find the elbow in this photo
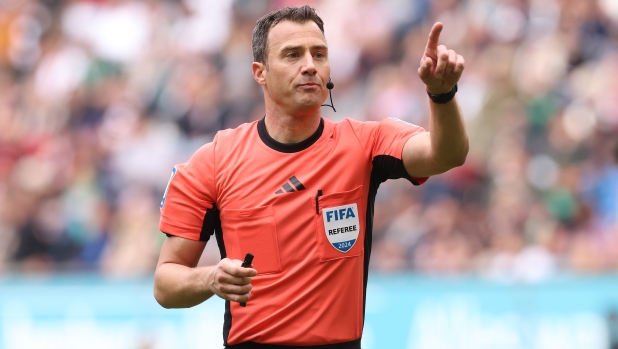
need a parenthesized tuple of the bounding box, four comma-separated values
(452, 140, 469, 167)
(154, 285, 172, 309)
(451, 151, 468, 168)
(441, 143, 469, 170)
(153, 271, 179, 309)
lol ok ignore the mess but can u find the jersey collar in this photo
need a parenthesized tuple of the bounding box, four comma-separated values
(257, 117, 324, 153)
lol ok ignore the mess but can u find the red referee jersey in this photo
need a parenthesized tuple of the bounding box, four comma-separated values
(159, 116, 427, 347)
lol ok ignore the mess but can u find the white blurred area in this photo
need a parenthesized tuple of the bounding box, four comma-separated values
(1, 276, 617, 349)
(0, 0, 616, 282)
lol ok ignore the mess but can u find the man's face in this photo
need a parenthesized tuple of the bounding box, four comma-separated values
(257, 20, 330, 114)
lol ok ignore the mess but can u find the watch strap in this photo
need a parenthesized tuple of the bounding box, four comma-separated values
(427, 84, 458, 104)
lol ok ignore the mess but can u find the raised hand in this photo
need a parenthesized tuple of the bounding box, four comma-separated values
(418, 22, 465, 95)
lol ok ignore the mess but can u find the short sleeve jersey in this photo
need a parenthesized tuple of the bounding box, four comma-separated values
(159, 117, 427, 348)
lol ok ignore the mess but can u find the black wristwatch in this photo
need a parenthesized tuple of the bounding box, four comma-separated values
(427, 84, 458, 104)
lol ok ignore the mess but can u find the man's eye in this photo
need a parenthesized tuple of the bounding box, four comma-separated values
(287, 52, 299, 58)
(315, 52, 325, 58)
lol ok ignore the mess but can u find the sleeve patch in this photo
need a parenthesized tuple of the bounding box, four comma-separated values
(160, 166, 177, 209)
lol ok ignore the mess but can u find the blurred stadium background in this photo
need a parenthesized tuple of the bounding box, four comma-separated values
(0, 0, 617, 348)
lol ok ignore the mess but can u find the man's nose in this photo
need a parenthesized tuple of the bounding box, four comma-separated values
(300, 52, 317, 75)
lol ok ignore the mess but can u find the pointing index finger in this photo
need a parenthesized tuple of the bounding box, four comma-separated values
(425, 22, 443, 58)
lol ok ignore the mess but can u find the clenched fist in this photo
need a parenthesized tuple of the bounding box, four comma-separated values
(206, 258, 257, 303)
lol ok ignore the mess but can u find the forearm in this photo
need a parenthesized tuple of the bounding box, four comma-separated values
(428, 96, 469, 169)
(154, 263, 215, 308)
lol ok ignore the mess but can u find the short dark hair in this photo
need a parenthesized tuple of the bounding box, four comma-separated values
(252, 6, 325, 64)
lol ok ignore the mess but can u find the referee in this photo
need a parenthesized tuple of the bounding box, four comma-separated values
(155, 6, 468, 349)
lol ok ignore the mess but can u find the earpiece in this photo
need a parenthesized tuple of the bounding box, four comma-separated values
(322, 77, 336, 112)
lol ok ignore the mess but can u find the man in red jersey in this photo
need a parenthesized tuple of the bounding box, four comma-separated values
(155, 6, 467, 349)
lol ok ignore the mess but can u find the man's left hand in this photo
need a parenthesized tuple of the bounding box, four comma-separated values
(418, 22, 465, 95)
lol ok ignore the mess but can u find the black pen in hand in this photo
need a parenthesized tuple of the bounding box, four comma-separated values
(239, 252, 254, 307)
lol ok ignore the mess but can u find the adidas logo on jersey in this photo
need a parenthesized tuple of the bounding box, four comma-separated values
(275, 176, 306, 194)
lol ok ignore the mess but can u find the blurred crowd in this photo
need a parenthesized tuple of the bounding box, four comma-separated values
(0, 0, 617, 280)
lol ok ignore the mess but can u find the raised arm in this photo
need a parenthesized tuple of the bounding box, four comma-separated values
(154, 236, 256, 308)
(403, 22, 469, 178)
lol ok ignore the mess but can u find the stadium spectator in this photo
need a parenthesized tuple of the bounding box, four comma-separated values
(0, 0, 616, 280)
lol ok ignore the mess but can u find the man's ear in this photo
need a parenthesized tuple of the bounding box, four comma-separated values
(252, 62, 267, 86)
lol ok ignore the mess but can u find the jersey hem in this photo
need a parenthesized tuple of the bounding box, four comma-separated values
(225, 339, 361, 349)
(159, 218, 202, 241)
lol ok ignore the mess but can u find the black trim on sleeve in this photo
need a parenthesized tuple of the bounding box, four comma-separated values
(372, 154, 421, 185)
(200, 205, 220, 242)
(257, 117, 323, 153)
(226, 339, 361, 349)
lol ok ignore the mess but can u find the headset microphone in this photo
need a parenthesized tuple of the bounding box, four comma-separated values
(321, 77, 336, 112)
